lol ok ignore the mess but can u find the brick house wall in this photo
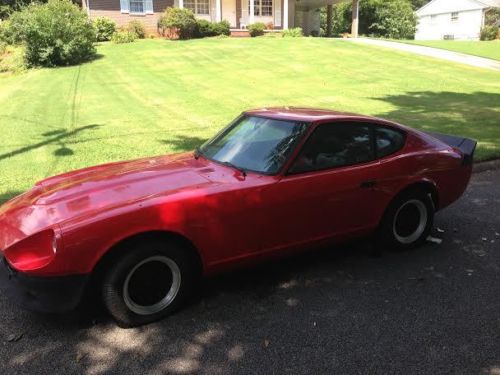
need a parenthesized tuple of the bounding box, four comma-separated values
(83, 0, 174, 34)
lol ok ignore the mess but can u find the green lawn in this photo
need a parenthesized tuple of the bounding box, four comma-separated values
(402, 40, 500, 61)
(1, 38, 499, 202)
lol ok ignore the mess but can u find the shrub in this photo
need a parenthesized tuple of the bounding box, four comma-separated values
(127, 20, 146, 39)
(0, 41, 7, 54)
(211, 20, 230, 36)
(111, 30, 136, 44)
(480, 25, 499, 41)
(93, 17, 116, 42)
(0, 20, 15, 45)
(282, 27, 303, 37)
(5, 0, 95, 67)
(0, 45, 26, 73)
(158, 7, 197, 39)
(196, 19, 214, 37)
(248, 22, 266, 37)
(195, 19, 229, 37)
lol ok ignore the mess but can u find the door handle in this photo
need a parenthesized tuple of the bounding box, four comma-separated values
(360, 180, 377, 188)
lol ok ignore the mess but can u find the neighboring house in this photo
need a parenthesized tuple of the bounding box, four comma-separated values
(82, 0, 359, 36)
(415, 0, 500, 40)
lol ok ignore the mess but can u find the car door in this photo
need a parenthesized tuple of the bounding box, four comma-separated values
(260, 122, 383, 250)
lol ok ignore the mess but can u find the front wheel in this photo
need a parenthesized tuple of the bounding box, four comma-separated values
(102, 240, 196, 327)
(377, 189, 435, 251)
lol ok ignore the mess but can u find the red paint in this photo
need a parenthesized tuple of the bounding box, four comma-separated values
(0, 108, 472, 277)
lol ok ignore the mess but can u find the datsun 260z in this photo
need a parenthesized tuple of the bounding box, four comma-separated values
(0, 108, 476, 326)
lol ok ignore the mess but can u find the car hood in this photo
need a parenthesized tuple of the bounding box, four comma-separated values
(0, 152, 224, 250)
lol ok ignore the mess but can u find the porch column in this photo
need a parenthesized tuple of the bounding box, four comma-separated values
(283, 0, 288, 29)
(216, 0, 222, 21)
(249, 0, 255, 24)
(351, 0, 359, 38)
(179, 0, 183, 8)
(326, 4, 332, 37)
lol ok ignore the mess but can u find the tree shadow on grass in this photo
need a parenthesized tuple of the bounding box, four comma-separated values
(373, 91, 500, 159)
(159, 135, 208, 152)
(0, 190, 24, 204)
(0, 124, 101, 162)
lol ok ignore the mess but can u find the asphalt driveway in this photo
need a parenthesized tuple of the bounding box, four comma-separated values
(0, 169, 499, 375)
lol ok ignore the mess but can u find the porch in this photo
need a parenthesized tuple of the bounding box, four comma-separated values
(173, 0, 360, 36)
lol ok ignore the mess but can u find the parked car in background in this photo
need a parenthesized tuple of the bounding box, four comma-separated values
(0, 108, 476, 326)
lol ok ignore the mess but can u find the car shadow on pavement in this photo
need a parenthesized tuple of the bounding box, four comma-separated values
(0, 236, 448, 374)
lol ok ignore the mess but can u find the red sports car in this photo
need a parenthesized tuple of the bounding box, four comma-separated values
(0, 108, 476, 326)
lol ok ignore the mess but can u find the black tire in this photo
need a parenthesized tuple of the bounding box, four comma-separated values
(377, 188, 435, 251)
(102, 239, 197, 327)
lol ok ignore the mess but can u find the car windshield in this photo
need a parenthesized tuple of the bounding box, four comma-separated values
(200, 115, 308, 174)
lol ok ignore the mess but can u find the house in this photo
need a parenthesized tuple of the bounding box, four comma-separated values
(415, 0, 500, 40)
(81, 0, 361, 36)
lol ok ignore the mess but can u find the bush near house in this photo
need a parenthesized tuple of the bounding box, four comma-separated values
(248, 22, 266, 37)
(111, 30, 136, 43)
(195, 19, 230, 37)
(127, 20, 146, 39)
(282, 27, 303, 37)
(480, 26, 499, 41)
(3, 0, 95, 67)
(158, 7, 197, 39)
(93, 17, 116, 42)
(480, 8, 500, 41)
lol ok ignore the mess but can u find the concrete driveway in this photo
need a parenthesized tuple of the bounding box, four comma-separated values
(1, 169, 499, 375)
(348, 38, 500, 71)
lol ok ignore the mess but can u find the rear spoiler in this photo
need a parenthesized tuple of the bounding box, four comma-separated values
(426, 132, 477, 166)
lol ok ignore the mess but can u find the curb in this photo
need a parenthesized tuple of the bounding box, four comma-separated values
(473, 159, 500, 173)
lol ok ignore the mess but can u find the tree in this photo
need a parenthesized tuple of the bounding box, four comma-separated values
(321, 0, 418, 39)
(1, 0, 36, 20)
(410, 0, 431, 10)
(370, 0, 417, 39)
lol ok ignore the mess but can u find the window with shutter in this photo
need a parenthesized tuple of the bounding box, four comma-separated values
(120, 0, 130, 13)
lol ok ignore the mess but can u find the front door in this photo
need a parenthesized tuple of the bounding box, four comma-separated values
(222, 0, 237, 28)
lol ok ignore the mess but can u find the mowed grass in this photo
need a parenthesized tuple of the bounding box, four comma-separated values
(402, 40, 500, 61)
(1, 38, 499, 202)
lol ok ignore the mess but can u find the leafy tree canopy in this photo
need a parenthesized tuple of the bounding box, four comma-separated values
(321, 0, 418, 39)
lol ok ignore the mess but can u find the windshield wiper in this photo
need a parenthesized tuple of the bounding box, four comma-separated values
(220, 161, 247, 177)
(194, 146, 203, 160)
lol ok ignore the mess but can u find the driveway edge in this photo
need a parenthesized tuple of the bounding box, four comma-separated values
(473, 159, 500, 173)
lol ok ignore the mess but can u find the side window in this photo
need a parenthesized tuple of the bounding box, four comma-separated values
(375, 127, 405, 158)
(289, 123, 374, 174)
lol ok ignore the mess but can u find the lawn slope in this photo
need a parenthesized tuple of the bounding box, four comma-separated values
(1, 38, 499, 201)
(403, 40, 500, 61)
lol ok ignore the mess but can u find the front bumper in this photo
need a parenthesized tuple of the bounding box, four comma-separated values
(0, 256, 89, 313)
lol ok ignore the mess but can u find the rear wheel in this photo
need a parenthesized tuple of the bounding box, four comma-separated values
(102, 240, 197, 327)
(377, 189, 434, 251)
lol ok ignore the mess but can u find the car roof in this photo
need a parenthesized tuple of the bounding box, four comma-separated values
(244, 107, 389, 124)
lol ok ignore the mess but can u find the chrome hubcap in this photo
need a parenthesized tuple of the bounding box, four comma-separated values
(393, 199, 428, 244)
(123, 255, 181, 315)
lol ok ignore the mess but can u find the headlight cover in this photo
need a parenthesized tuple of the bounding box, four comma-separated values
(4, 229, 58, 272)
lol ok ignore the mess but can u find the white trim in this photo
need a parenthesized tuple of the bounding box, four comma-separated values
(416, 0, 492, 16)
(249, 0, 255, 24)
(179, 0, 184, 8)
(216, 0, 222, 21)
(283, 0, 288, 29)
